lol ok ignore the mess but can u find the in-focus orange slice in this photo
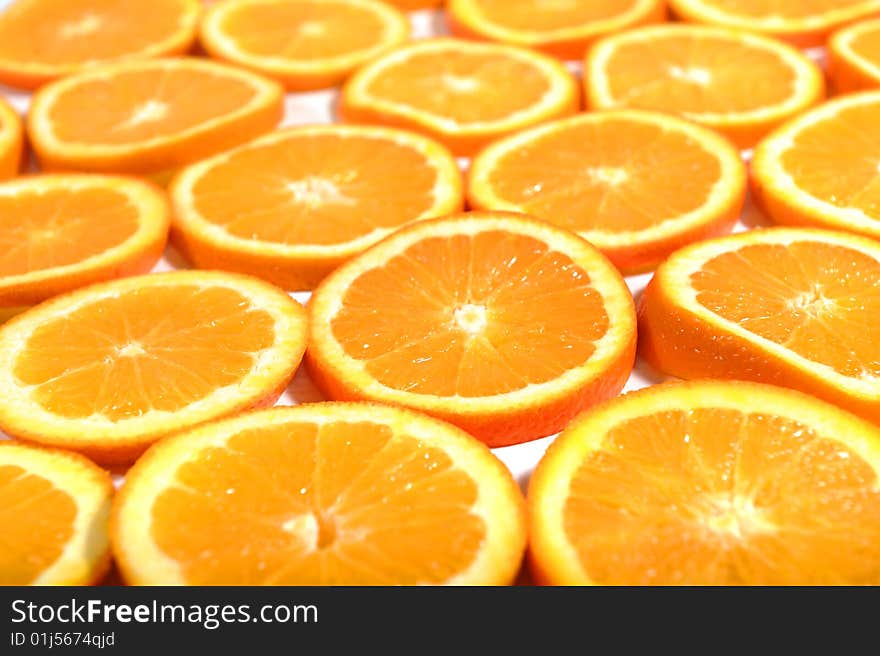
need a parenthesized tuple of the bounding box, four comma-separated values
(467, 110, 746, 274)
(0, 271, 307, 464)
(27, 57, 284, 176)
(0, 0, 200, 90)
(830, 19, 880, 93)
(447, 0, 666, 60)
(638, 228, 880, 425)
(669, 0, 880, 47)
(0, 441, 112, 585)
(339, 38, 579, 156)
(170, 124, 463, 290)
(585, 24, 825, 149)
(0, 97, 22, 180)
(752, 91, 880, 241)
(200, 0, 410, 91)
(529, 380, 880, 585)
(112, 403, 527, 585)
(306, 212, 637, 447)
(0, 174, 169, 309)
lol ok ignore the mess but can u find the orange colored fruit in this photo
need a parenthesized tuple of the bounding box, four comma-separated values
(585, 24, 825, 149)
(306, 212, 637, 447)
(200, 0, 410, 91)
(0, 97, 23, 180)
(0, 174, 169, 309)
(386, 0, 443, 9)
(752, 91, 880, 241)
(112, 402, 527, 585)
(447, 0, 666, 60)
(830, 19, 880, 93)
(339, 38, 579, 156)
(0, 271, 307, 464)
(170, 124, 462, 290)
(638, 228, 880, 426)
(528, 380, 880, 585)
(0, 0, 200, 90)
(467, 110, 746, 274)
(0, 441, 112, 585)
(669, 0, 880, 47)
(27, 57, 284, 176)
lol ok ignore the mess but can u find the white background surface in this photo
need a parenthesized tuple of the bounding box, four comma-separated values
(0, 6, 781, 489)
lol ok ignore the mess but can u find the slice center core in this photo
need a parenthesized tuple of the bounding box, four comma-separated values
(668, 65, 712, 87)
(454, 304, 488, 334)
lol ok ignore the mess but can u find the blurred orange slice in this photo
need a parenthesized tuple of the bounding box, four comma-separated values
(830, 19, 880, 93)
(27, 57, 284, 176)
(200, 0, 410, 91)
(170, 124, 462, 290)
(340, 38, 579, 156)
(112, 403, 527, 585)
(0, 97, 22, 180)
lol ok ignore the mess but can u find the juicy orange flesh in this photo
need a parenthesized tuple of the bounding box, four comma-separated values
(691, 241, 880, 379)
(466, 0, 640, 30)
(781, 103, 880, 219)
(364, 50, 552, 123)
(563, 407, 880, 584)
(601, 34, 797, 114)
(849, 25, 880, 66)
(331, 231, 608, 396)
(13, 285, 275, 419)
(219, 0, 392, 58)
(0, 186, 139, 276)
(0, 0, 190, 66)
(685, 0, 873, 20)
(485, 119, 721, 232)
(151, 420, 483, 584)
(47, 68, 258, 145)
(0, 464, 76, 584)
(190, 134, 439, 245)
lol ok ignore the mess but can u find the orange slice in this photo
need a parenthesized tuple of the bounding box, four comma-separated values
(638, 228, 880, 426)
(447, 0, 666, 60)
(112, 402, 526, 585)
(306, 212, 637, 447)
(27, 57, 284, 177)
(200, 0, 410, 91)
(170, 125, 463, 290)
(528, 380, 880, 585)
(830, 19, 880, 93)
(0, 271, 307, 464)
(0, 174, 169, 309)
(0, 441, 112, 585)
(585, 24, 825, 149)
(752, 91, 880, 241)
(339, 38, 579, 156)
(669, 0, 880, 47)
(0, 97, 23, 180)
(0, 0, 200, 90)
(467, 110, 746, 274)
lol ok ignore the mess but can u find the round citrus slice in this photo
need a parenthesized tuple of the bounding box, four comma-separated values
(467, 110, 746, 274)
(0, 441, 112, 585)
(670, 0, 880, 47)
(306, 212, 637, 447)
(0, 271, 308, 464)
(585, 24, 825, 149)
(638, 227, 880, 425)
(830, 19, 880, 93)
(0, 97, 22, 180)
(170, 124, 463, 290)
(529, 380, 880, 585)
(752, 91, 880, 241)
(112, 402, 527, 585)
(339, 38, 579, 156)
(0, 174, 169, 309)
(447, 0, 666, 60)
(27, 57, 285, 177)
(0, 0, 200, 90)
(200, 0, 410, 91)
